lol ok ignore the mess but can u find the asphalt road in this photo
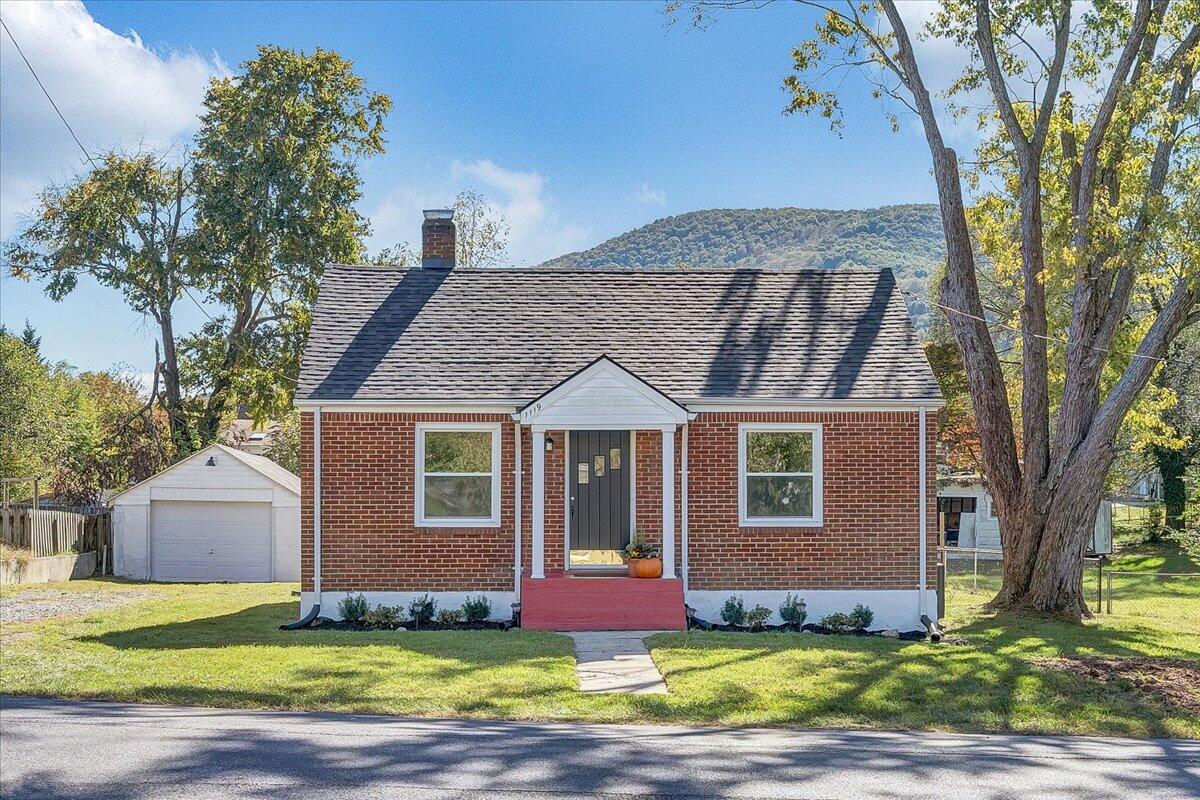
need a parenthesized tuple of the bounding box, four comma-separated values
(1, 696, 1197, 799)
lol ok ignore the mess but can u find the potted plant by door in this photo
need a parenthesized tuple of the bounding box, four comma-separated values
(622, 534, 662, 578)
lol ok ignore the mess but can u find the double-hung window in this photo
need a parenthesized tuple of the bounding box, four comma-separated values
(738, 423, 823, 526)
(415, 423, 501, 527)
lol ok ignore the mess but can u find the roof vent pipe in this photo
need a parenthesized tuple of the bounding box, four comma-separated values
(421, 209, 456, 269)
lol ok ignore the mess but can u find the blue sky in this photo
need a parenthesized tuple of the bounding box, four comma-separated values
(0, 0, 949, 377)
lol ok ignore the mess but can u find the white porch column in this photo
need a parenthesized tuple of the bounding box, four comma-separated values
(660, 426, 676, 579)
(531, 426, 546, 579)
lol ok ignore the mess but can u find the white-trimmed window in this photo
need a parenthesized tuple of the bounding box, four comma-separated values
(415, 423, 501, 527)
(738, 423, 823, 526)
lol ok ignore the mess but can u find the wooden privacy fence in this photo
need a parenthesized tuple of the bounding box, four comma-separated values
(0, 507, 112, 567)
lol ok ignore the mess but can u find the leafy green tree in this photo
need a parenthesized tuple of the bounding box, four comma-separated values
(686, 0, 1199, 618)
(1151, 326, 1200, 531)
(186, 46, 391, 439)
(0, 332, 89, 501)
(262, 410, 301, 473)
(6, 46, 390, 454)
(4, 154, 198, 453)
(19, 321, 40, 355)
(52, 371, 175, 505)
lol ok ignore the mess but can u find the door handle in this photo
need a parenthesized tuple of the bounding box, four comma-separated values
(570, 496, 576, 517)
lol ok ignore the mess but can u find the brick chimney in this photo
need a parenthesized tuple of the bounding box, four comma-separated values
(421, 209, 456, 269)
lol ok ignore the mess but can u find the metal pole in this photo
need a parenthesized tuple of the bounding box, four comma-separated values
(1106, 571, 1113, 615)
(1096, 557, 1104, 615)
(937, 560, 946, 619)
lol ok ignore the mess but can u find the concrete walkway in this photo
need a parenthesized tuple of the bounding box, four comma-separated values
(568, 630, 668, 693)
(3, 697, 1198, 799)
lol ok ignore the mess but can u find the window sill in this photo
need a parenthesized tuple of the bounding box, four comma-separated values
(415, 520, 502, 529)
(739, 517, 824, 528)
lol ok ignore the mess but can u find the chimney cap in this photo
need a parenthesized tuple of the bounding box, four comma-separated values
(423, 208, 455, 221)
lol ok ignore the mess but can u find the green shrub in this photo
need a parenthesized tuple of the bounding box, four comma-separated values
(819, 611, 854, 634)
(848, 603, 874, 630)
(461, 594, 491, 623)
(337, 593, 368, 622)
(746, 604, 772, 630)
(436, 608, 463, 626)
(720, 595, 747, 626)
(779, 593, 807, 626)
(361, 604, 402, 629)
(408, 593, 437, 626)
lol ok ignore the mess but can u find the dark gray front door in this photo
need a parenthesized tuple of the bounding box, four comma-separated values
(569, 430, 631, 566)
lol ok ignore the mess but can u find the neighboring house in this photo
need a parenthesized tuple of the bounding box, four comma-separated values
(294, 209, 943, 631)
(225, 408, 278, 456)
(111, 443, 301, 582)
(1109, 467, 1164, 506)
(936, 476, 1001, 550)
(937, 474, 1112, 555)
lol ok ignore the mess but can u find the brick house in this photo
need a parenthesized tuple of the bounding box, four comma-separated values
(294, 209, 942, 630)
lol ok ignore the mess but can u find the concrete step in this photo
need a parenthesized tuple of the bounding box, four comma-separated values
(520, 575, 686, 631)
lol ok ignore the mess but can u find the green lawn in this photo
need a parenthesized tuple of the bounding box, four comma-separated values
(1, 556, 1196, 738)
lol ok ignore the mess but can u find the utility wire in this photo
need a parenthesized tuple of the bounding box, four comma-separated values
(182, 285, 216, 322)
(1, 17, 98, 169)
(901, 288, 1198, 368)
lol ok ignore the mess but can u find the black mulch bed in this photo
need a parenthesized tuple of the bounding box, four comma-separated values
(301, 618, 513, 632)
(688, 617, 927, 641)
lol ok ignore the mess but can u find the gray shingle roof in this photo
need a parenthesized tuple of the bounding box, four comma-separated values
(297, 265, 942, 403)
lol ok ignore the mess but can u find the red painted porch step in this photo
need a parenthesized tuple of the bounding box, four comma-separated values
(521, 574, 686, 631)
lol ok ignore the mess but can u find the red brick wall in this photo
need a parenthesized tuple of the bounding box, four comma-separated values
(300, 412, 516, 593)
(685, 411, 936, 591)
(302, 410, 935, 593)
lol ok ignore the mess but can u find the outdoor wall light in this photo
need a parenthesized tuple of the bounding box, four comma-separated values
(205, 457, 216, 466)
(545, 438, 554, 452)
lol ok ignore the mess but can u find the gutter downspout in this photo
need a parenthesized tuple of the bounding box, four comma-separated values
(918, 405, 927, 622)
(514, 422, 522, 601)
(313, 407, 323, 610)
(681, 422, 689, 593)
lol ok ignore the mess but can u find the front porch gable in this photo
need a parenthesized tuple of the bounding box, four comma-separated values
(517, 355, 692, 429)
(519, 357, 689, 583)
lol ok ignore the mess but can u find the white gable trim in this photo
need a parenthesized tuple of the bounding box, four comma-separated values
(108, 443, 299, 503)
(518, 356, 692, 428)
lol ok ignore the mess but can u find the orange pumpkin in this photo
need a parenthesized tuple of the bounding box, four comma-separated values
(633, 557, 663, 579)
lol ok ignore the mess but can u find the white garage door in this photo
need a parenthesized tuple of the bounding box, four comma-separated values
(150, 501, 272, 582)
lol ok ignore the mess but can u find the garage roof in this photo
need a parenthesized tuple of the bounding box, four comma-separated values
(108, 444, 299, 502)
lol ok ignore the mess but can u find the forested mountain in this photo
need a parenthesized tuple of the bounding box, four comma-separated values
(540, 204, 944, 332)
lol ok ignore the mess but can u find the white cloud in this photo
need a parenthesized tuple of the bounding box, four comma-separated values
(0, 1, 222, 237)
(631, 182, 667, 207)
(371, 159, 589, 267)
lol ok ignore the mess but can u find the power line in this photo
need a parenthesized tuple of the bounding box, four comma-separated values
(1, 16, 98, 169)
(182, 285, 215, 322)
(901, 288, 1198, 368)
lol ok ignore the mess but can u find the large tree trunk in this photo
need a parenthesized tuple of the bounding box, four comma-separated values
(992, 450, 1112, 618)
(196, 285, 257, 445)
(157, 310, 193, 455)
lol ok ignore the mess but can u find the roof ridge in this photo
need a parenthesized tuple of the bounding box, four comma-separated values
(324, 263, 894, 275)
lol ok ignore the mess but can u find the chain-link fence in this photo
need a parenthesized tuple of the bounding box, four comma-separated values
(940, 548, 1005, 613)
(1101, 571, 1200, 623)
(940, 551, 1108, 618)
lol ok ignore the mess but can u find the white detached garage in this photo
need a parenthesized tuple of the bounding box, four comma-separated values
(111, 444, 300, 582)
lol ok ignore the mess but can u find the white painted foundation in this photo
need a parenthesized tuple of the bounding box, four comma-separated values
(300, 590, 517, 622)
(685, 589, 938, 631)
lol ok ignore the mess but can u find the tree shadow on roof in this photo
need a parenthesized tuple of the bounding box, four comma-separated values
(312, 268, 449, 400)
(702, 269, 895, 399)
